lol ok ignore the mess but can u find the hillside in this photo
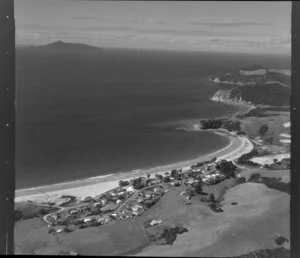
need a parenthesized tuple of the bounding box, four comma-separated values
(210, 65, 291, 107)
(209, 65, 290, 87)
(28, 41, 101, 52)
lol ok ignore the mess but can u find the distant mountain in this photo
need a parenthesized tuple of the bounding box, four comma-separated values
(209, 65, 290, 87)
(28, 41, 101, 52)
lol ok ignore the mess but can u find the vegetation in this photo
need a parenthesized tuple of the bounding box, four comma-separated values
(274, 235, 289, 246)
(237, 149, 260, 167)
(236, 177, 247, 185)
(258, 124, 269, 136)
(230, 83, 290, 106)
(200, 118, 242, 132)
(132, 177, 145, 190)
(160, 226, 188, 245)
(14, 203, 59, 222)
(194, 182, 203, 194)
(247, 173, 290, 194)
(235, 247, 290, 258)
(119, 180, 130, 187)
(215, 160, 237, 178)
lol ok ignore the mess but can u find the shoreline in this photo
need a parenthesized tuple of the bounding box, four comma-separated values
(15, 130, 253, 203)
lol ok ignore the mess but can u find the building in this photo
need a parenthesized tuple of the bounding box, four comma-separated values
(150, 219, 163, 226)
(131, 204, 143, 212)
(84, 218, 92, 223)
(126, 186, 135, 192)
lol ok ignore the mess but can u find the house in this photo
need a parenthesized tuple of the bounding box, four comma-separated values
(145, 193, 152, 198)
(84, 218, 92, 223)
(132, 204, 143, 212)
(137, 197, 144, 203)
(126, 186, 135, 192)
(116, 199, 122, 204)
(153, 187, 160, 192)
(100, 199, 107, 206)
(132, 211, 141, 216)
(150, 219, 163, 226)
(93, 202, 101, 207)
(56, 228, 63, 233)
(117, 191, 125, 196)
(110, 192, 116, 197)
(111, 213, 117, 217)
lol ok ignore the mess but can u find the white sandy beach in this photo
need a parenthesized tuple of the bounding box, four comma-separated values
(15, 132, 253, 203)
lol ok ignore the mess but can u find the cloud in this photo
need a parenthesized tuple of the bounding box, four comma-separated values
(71, 16, 113, 21)
(189, 21, 270, 27)
(209, 37, 291, 49)
(80, 26, 255, 37)
(82, 26, 133, 31)
(132, 18, 166, 25)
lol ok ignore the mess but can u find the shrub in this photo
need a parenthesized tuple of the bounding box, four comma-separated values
(48, 228, 56, 234)
(258, 124, 269, 136)
(275, 235, 289, 246)
(248, 173, 261, 182)
(216, 160, 237, 178)
(209, 193, 216, 202)
(236, 177, 247, 184)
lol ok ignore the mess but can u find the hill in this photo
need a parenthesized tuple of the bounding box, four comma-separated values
(27, 41, 101, 52)
(209, 65, 290, 87)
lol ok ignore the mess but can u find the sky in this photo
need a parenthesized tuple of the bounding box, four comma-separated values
(15, 0, 291, 54)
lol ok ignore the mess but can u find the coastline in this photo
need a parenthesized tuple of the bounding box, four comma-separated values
(15, 131, 253, 203)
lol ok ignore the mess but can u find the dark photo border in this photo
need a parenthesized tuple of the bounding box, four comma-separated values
(0, 0, 298, 256)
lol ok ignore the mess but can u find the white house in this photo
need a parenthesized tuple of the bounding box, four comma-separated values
(126, 186, 135, 192)
(84, 218, 92, 223)
(56, 228, 63, 233)
(150, 219, 163, 226)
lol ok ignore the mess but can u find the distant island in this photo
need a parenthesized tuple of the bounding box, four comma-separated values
(27, 41, 102, 52)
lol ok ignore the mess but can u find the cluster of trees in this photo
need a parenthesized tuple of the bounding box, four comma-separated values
(160, 226, 188, 245)
(258, 124, 269, 136)
(119, 180, 130, 187)
(200, 119, 242, 133)
(215, 160, 237, 178)
(15, 204, 58, 222)
(230, 83, 290, 106)
(247, 173, 290, 194)
(275, 235, 289, 246)
(237, 149, 260, 167)
(200, 119, 224, 130)
(235, 247, 290, 258)
(132, 177, 146, 190)
(170, 169, 182, 180)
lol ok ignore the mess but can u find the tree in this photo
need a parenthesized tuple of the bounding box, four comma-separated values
(132, 177, 144, 190)
(236, 177, 246, 184)
(146, 174, 151, 179)
(48, 227, 56, 234)
(163, 176, 171, 183)
(248, 173, 261, 182)
(194, 182, 203, 194)
(216, 160, 237, 178)
(119, 180, 129, 187)
(156, 174, 164, 180)
(171, 169, 178, 178)
(209, 193, 216, 202)
(258, 124, 269, 136)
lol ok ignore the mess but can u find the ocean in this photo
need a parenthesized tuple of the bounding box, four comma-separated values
(16, 47, 290, 189)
